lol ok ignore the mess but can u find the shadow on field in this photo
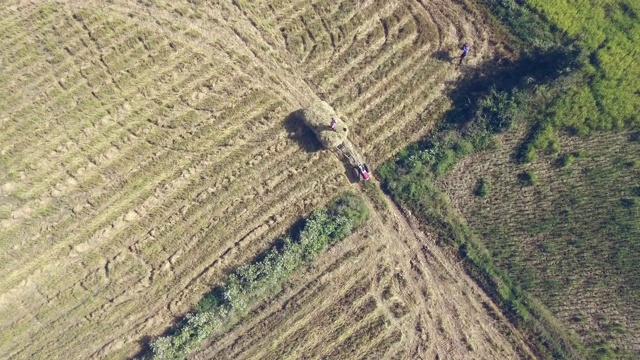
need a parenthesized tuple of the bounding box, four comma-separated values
(283, 109, 323, 153)
(421, 42, 585, 164)
(132, 336, 153, 359)
(431, 49, 452, 62)
(444, 45, 582, 127)
(389, 42, 585, 170)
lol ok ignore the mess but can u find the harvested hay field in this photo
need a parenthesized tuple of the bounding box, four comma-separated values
(0, 0, 525, 358)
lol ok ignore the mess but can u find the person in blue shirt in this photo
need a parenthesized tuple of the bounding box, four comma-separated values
(459, 44, 470, 65)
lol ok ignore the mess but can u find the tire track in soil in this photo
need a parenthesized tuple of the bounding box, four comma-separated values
(250, 248, 392, 359)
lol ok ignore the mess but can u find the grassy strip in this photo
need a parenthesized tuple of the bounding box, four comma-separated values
(146, 192, 369, 359)
(378, 155, 584, 359)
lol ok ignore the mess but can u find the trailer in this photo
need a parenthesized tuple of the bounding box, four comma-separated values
(299, 101, 371, 182)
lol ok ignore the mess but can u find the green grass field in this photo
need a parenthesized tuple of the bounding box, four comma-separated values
(537, 0, 639, 117)
(521, 0, 639, 160)
(440, 129, 640, 358)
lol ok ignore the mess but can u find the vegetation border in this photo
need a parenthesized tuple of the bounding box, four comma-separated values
(144, 192, 369, 359)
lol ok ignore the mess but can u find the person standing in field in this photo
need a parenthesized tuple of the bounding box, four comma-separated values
(459, 44, 470, 65)
(330, 117, 338, 131)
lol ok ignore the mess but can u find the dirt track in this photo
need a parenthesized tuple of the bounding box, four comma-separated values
(194, 194, 535, 359)
(0, 0, 530, 358)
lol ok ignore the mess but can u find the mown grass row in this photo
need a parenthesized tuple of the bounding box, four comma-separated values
(146, 192, 369, 359)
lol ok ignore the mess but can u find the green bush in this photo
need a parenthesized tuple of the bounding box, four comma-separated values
(453, 139, 474, 157)
(434, 149, 458, 175)
(327, 192, 369, 229)
(556, 153, 575, 168)
(147, 192, 369, 359)
(475, 178, 490, 197)
(518, 170, 538, 187)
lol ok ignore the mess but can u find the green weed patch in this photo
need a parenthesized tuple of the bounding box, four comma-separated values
(146, 192, 369, 359)
(484, 0, 640, 160)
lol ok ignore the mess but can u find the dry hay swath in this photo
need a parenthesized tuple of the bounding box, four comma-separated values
(301, 101, 349, 148)
(0, 0, 518, 359)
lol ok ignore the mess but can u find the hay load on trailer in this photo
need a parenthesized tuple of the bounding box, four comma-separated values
(298, 101, 370, 182)
(300, 101, 349, 148)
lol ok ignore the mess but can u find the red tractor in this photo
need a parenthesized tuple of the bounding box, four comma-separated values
(352, 159, 370, 181)
(337, 144, 370, 182)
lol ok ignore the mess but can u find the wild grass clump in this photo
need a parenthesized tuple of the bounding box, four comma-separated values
(474, 178, 490, 197)
(556, 153, 575, 168)
(518, 170, 538, 187)
(148, 192, 368, 359)
(362, 180, 388, 213)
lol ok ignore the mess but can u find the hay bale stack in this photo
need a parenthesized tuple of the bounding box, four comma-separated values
(300, 101, 349, 148)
